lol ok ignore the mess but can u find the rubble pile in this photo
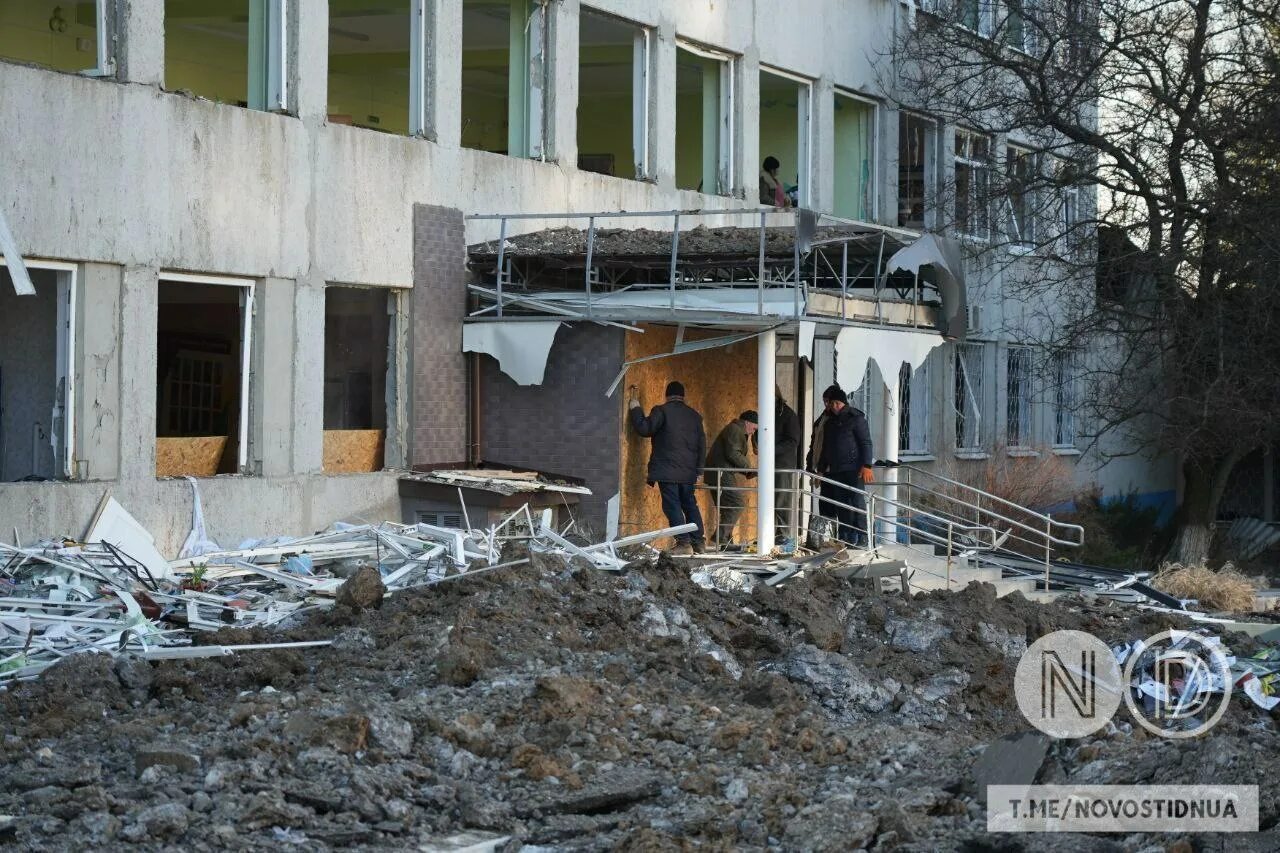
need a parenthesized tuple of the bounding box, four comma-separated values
(2, 530, 1279, 849)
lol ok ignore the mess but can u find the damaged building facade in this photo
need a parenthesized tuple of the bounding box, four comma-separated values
(0, 0, 1174, 552)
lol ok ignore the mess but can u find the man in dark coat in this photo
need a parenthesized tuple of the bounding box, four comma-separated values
(628, 381, 707, 555)
(815, 388, 875, 546)
(706, 411, 758, 545)
(773, 391, 803, 538)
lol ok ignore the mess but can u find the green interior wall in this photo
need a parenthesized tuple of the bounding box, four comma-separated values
(833, 95, 874, 220)
(758, 71, 800, 195)
(0, 1, 98, 73)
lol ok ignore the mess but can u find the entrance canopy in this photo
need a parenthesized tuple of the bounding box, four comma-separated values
(465, 208, 966, 335)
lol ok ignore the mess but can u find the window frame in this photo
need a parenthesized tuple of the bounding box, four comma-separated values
(897, 111, 938, 230)
(157, 272, 257, 475)
(1052, 350, 1080, 448)
(954, 128, 992, 240)
(675, 39, 737, 195)
(1005, 345, 1033, 448)
(833, 89, 880, 223)
(1004, 143, 1037, 249)
(0, 257, 78, 479)
(954, 341, 985, 450)
(898, 360, 932, 455)
(760, 65, 815, 209)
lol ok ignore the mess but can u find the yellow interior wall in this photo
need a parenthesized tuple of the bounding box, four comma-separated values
(620, 325, 759, 543)
(164, 0, 250, 105)
(577, 41, 634, 177)
(674, 89, 703, 191)
(758, 73, 800, 193)
(0, 1, 99, 73)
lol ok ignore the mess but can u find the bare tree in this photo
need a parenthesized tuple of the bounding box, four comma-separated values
(889, 0, 1280, 563)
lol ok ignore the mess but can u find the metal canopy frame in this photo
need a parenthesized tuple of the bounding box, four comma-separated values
(464, 208, 941, 330)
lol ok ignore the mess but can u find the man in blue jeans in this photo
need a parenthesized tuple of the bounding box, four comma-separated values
(628, 381, 707, 556)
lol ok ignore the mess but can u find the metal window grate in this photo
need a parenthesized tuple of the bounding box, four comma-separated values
(954, 342, 984, 449)
(1053, 352, 1078, 446)
(899, 359, 931, 453)
(1006, 347, 1032, 446)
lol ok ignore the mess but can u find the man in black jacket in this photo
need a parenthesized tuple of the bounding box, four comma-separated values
(816, 388, 875, 546)
(628, 381, 707, 555)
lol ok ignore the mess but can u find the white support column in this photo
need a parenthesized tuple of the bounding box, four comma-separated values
(881, 378, 900, 545)
(757, 330, 777, 552)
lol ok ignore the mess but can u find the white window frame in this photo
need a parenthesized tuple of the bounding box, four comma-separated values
(954, 341, 984, 450)
(633, 27, 653, 178)
(761, 66, 814, 209)
(1052, 350, 1080, 448)
(898, 360, 931, 455)
(676, 40, 737, 196)
(1004, 143, 1036, 249)
(158, 272, 257, 475)
(954, 129, 992, 240)
(956, 0, 996, 37)
(898, 111, 938, 230)
(1054, 156, 1083, 255)
(0, 258, 77, 479)
(833, 89, 880, 223)
(409, 0, 434, 137)
(247, 0, 289, 112)
(1005, 345, 1033, 448)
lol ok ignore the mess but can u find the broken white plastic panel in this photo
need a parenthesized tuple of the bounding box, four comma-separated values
(834, 326, 945, 408)
(0, 209, 34, 296)
(84, 495, 178, 583)
(463, 321, 563, 386)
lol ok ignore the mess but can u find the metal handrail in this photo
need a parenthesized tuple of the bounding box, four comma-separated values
(698, 467, 1001, 553)
(877, 479, 1080, 553)
(892, 463, 1086, 547)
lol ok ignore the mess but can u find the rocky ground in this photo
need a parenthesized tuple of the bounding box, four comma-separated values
(1, 550, 1278, 851)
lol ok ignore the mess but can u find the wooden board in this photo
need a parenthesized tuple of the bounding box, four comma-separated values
(156, 436, 227, 478)
(323, 429, 385, 474)
(619, 324, 759, 545)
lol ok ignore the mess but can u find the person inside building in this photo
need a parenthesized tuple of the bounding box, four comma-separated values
(628, 381, 707, 556)
(759, 156, 791, 208)
(773, 388, 803, 539)
(706, 410, 758, 546)
(815, 388, 875, 546)
(805, 384, 843, 474)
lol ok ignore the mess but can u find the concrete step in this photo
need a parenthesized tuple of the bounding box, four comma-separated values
(1021, 589, 1066, 604)
(992, 577, 1039, 598)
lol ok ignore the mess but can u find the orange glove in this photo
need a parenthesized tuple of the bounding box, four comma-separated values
(861, 466, 875, 484)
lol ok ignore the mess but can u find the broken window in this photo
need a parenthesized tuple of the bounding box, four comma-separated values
(0, 262, 75, 481)
(164, 0, 287, 111)
(758, 68, 811, 208)
(327, 1, 428, 136)
(323, 287, 393, 474)
(1052, 351, 1079, 447)
(577, 8, 650, 178)
(156, 276, 255, 478)
(954, 129, 991, 239)
(462, 0, 546, 157)
(1006, 346, 1032, 447)
(898, 360, 931, 455)
(1005, 144, 1035, 247)
(897, 113, 935, 229)
(675, 42, 733, 194)
(954, 342, 984, 450)
(833, 92, 877, 221)
(0, 0, 111, 75)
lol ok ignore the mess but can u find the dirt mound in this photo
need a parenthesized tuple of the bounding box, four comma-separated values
(0, 561, 1276, 850)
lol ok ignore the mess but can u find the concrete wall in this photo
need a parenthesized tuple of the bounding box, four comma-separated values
(479, 323, 624, 531)
(0, 0, 1157, 548)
